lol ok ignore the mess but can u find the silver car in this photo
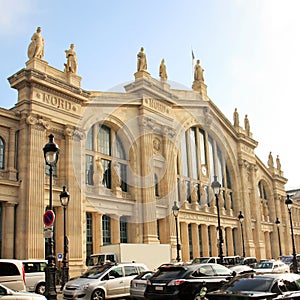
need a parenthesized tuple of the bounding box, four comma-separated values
(63, 262, 148, 300)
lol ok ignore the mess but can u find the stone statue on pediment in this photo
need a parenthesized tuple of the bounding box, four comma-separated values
(194, 59, 204, 82)
(159, 59, 168, 81)
(233, 108, 239, 127)
(268, 152, 274, 168)
(276, 155, 281, 171)
(244, 114, 250, 136)
(27, 27, 45, 60)
(137, 47, 147, 72)
(64, 44, 78, 74)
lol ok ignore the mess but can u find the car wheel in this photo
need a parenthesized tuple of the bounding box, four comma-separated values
(91, 289, 105, 300)
(35, 283, 46, 295)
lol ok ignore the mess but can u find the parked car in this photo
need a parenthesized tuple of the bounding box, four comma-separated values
(239, 257, 258, 268)
(229, 265, 255, 275)
(280, 255, 300, 273)
(0, 283, 47, 300)
(63, 262, 148, 300)
(130, 270, 154, 300)
(0, 259, 26, 291)
(22, 260, 47, 295)
(223, 255, 241, 267)
(206, 273, 300, 300)
(144, 263, 235, 300)
(254, 260, 290, 274)
(191, 257, 221, 264)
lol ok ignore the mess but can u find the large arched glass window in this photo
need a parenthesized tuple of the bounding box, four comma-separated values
(85, 124, 128, 192)
(0, 137, 5, 169)
(176, 127, 233, 209)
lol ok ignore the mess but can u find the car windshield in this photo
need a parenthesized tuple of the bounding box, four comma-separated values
(281, 256, 293, 263)
(257, 262, 273, 269)
(225, 277, 274, 292)
(80, 265, 111, 279)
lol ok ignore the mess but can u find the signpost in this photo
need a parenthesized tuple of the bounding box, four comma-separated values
(43, 210, 55, 227)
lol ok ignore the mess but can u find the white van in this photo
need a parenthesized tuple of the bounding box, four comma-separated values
(22, 260, 47, 294)
(0, 259, 26, 291)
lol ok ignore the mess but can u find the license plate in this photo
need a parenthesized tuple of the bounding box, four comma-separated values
(155, 286, 163, 291)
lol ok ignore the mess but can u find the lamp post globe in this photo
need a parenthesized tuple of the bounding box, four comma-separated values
(43, 134, 59, 300)
(211, 176, 224, 264)
(285, 195, 298, 273)
(172, 201, 181, 262)
(60, 186, 70, 290)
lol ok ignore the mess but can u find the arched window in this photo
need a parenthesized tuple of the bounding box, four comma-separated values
(176, 127, 233, 209)
(258, 181, 268, 200)
(0, 137, 5, 169)
(85, 124, 128, 192)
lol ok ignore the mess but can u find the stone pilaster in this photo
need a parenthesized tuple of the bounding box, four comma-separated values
(180, 222, 189, 261)
(7, 128, 17, 180)
(226, 227, 234, 256)
(1, 202, 16, 258)
(201, 224, 209, 257)
(191, 223, 200, 258)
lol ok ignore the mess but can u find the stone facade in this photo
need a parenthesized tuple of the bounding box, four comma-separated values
(0, 39, 298, 277)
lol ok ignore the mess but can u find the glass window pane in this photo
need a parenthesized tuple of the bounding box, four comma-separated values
(98, 125, 111, 155)
(86, 155, 94, 185)
(0, 138, 4, 169)
(199, 129, 206, 165)
(181, 133, 188, 177)
(116, 135, 126, 159)
(86, 127, 94, 150)
(102, 215, 111, 245)
(190, 128, 198, 179)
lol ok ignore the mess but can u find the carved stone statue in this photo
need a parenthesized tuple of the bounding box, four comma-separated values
(268, 152, 274, 168)
(191, 184, 198, 203)
(64, 44, 78, 74)
(137, 47, 147, 71)
(233, 108, 239, 127)
(159, 59, 168, 81)
(27, 27, 45, 60)
(244, 114, 250, 135)
(112, 161, 121, 189)
(194, 59, 204, 82)
(153, 137, 161, 154)
(93, 156, 104, 186)
(276, 155, 281, 171)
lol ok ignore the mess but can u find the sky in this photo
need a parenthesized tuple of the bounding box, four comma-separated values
(0, 0, 299, 190)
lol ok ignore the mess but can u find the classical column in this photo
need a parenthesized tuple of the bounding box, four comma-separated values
(93, 213, 102, 251)
(111, 215, 120, 244)
(264, 231, 271, 259)
(180, 222, 189, 261)
(225, 227, 234, 256)
(1, 202, 15, 258)
(191, 223, 200, 258)
(200, 224, 209, 257)
(210, 225, 218, 257)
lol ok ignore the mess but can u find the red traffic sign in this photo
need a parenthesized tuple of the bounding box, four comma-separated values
(43, 210, 55, 226)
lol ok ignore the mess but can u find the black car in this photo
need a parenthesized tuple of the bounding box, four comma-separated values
(144, 263, 235, 300)
(206, 273, 300, 300)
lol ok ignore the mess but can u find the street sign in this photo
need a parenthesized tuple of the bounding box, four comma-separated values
(43, 210, 55, 227)
(44, 226, 53, 238)
(57, 253, 63, 261)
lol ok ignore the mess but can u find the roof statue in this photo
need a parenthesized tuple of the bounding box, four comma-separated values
(159, 59, 168, 81)
(64, 44, 78, 74)
(276, 155, 281, 171)
(137, 47, 147, 72)
(233, 108, 239, 127)
(27, 27, 45, 60)
(194, 59, 204, 82)
(268, 152, 274, 168)
(244, 114, 250, 136)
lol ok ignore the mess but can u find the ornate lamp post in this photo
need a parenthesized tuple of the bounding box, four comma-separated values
(275, 217, 282, 257)
(238, 211, 246, 258)
(172, 201, 181, 262)
(211, 176, 224, 264)
(43, 134, 59, 300)
(60, 186, 70, 289)
(285, 195, 298, 273)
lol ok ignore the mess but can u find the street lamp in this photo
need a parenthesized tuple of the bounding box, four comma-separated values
(238, 211, 246, 258)
(211, 176, 224, 264)
(60, 186, 70, 289)
(172, 201, 181, 262)
(43, 134, 59, 300)
(275, 217, 282, 257)
(285, 195, 298, 273)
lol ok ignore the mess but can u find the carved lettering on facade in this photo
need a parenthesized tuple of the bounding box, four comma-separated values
(41, 93, 78, 112)
(144, 98, 170, 115)
(240, 144, 253, 154)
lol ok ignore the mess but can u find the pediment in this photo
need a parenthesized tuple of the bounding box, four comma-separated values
(124, 77, 178, 106)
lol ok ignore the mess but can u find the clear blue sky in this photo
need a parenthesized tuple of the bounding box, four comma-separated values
(0, 0, 299, 189)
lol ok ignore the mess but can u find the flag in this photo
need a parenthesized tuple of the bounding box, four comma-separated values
(192, 50, 195, 60)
